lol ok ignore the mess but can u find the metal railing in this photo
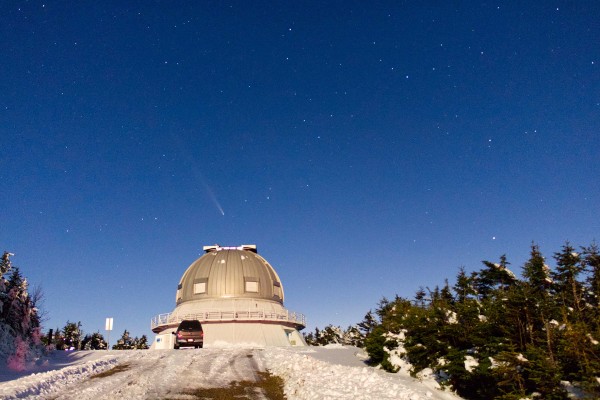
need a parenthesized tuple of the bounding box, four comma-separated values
(151, 309, 306, 330)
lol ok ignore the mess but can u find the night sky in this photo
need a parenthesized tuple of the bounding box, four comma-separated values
(1, 1, 599, 340)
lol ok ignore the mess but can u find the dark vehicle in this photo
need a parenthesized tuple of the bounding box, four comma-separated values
(173, 320, 204, 349)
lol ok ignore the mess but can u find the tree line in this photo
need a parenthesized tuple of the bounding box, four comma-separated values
(305, 242, 600, 400)
(42, 322, 149, 350)
(2, 250, 150, 371)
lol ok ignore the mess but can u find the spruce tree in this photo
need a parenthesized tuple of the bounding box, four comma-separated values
(0, 252, 44, 367)
(489, 349, 528, 399)
(3, 268, 27, 333)
(53, 327, 66, 350)
(478, 255, 516, 298)
(552, 242, 585, 314)
(62, 321, 83, 350)
(582, 243, 600, 310)
(364, 324, 389, 367)
(342, 325, 364, 347)
(312, 327, 320, 345)
(317, 325, 343, 345)
(136, 335, 149, 349)
(520, 244, 554, 349)
(357, 310, 377, 336)
(580, 243, 600, 395)
(82, 332, 108, 350)
(0, 252, 12, 314)
(522, 244, 552, 294)
(414, 286, 427, 307)
(0, 252, 11, 276)
(113, 330, 133, 350)
(523, 346, 567, 399)
(453, 267, 477, 303)
(303, 330, 316, 345)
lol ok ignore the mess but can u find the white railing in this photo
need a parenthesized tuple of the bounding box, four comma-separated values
(151, 309, 306, 330)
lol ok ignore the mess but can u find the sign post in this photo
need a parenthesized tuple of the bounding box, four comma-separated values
(105, 318, 113, 350)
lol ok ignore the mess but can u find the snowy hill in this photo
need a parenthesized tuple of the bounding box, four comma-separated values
(0, 346, 463, 399)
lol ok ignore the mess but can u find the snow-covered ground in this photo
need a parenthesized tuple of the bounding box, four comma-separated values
(0, 345, 463, 399)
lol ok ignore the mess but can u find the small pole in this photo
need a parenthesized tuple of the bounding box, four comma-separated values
(105, 318, 113, 350)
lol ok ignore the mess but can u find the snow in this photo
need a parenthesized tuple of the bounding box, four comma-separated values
(463, 356, 478, 372)
(492, 262, 517, 279)
(0, 346, 464, 400)
(561, 380, 588, 399)
(446, 311, 458, 324)
(383, 331, 413, 373)
(516, 353, 528, 363)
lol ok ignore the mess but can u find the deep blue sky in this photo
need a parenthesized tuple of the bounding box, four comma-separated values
(1, 1, 599, 340)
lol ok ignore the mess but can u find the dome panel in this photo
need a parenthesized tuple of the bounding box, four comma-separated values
(176, 246, 284, 305)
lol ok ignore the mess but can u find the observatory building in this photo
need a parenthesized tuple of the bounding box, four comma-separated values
(151, 244, 306, 348)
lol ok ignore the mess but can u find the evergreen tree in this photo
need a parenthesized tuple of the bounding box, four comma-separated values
(364, 324, 390, 367)
(477, 255, 517, 298)
(488, 349, 527, 399)
(62, 321, 83, 350)
(82, 332, 108, 350)
(522, 244, 552, 294)
(342, 325, 364, 347)
(582, 243, 600, 310)
(113, 330, 134, 350)
(357, 310, 377, 336)
(0, 252, 12, 316)
(440, 280, 454, 304)
(414, 286, 428, 307)
(306, 324, 364, 347)
(552, 243, 585, 314)
(312, 327, 320, 345)
(303, 330, 316, 345)
(579, 243, 600, 396)
(0, 252, 12, 275)
(453, 267, 477, 303)
(523, 346, 567, 400)
(133, 335, 149, 350)
(3, 267, 27, 333)
(52, 327, 66, 350)
(305, 242, 600, 398)
(6, 267, 40, 340)
(375, 297, 393, 321)
(520, 245, 558, 358)
(0, 252, 44, 368)
(307, 325, 345, 346)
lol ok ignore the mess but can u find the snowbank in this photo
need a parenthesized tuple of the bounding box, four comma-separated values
(262, 346, 462, 400)
(0, 353, 119, 399)
(0, 347, 463, 400)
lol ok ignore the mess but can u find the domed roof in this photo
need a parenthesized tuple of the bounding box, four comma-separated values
(175, 245, 285, 305)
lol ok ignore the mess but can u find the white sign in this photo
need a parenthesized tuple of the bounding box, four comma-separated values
(105, 317, 113, 331)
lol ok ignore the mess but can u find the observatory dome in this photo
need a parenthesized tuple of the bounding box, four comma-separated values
(176, 244, 284, 305)
(150, 244, 306, 348)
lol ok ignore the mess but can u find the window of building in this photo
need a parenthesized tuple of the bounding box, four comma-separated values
(194, 282, 206, 294)
(176, 283, 182, 302)
(273, 281, 282, 299)
(193, 278, 207, 294)
(245, 278, 259, 293)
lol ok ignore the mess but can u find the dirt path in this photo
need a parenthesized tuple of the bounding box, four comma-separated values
(46, 349, 268, 400)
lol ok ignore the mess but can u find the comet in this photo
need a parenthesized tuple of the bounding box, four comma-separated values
(203, 180, 225, 216)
